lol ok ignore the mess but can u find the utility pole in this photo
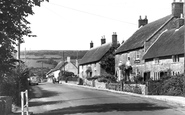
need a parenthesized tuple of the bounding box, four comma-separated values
(63, 51, 65, 72)
(184, 0, 185, 75)
(184, 0, 185, 93)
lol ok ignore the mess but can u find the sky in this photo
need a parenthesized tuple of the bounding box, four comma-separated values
(20, 0, 173, 51)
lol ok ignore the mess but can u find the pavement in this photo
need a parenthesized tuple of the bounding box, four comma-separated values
(62, 81, 185, 107)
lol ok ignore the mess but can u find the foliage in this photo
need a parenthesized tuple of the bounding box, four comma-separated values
(37, 58, 58, 66)
(29, 67, 50, 79)
(134, 74, 144, 84)
(0, 0, 48, 105)
(100, 47, 115, 75)
(0, 0, 49, 77)
(0, 67, 30, 106)
(96, 74, 117, 83)
(100, 44, 120, 75)
(59, 71, 75, 81)
(148, 74, 185, 96)
(86, 75, 99, 80)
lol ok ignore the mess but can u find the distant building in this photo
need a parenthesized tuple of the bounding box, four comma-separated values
(46, 57, 78, 82)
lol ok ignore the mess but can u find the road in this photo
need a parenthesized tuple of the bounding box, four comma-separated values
(29, 83, 185, 115)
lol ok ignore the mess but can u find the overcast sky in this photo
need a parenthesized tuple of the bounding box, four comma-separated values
(21, 0, 173, 51)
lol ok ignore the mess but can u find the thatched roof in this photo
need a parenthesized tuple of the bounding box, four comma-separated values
(143, 26, 184, 59)
(79, 43, 112, 65)
(115, 15, 173, 54)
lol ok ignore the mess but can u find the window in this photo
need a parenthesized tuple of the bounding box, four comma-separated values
(154, 58, 159, 64)
(172, 55, 180, 62)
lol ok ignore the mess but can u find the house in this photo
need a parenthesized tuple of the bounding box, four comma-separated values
(46, 61, 67, 82)
(60, 57, 78, 76)
(46, 57, 78, 82)
(79, 33, 118, 85)
(115, 0, 184, 81)
(143, 25, 184, 80)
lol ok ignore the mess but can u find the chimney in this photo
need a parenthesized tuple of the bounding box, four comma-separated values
(112, 32, 117, 47)
(90, 41, 93, 49)
(67, 56, 70, 62)
(101, 35, 106, 45)
(176, 14, 184, 28)
(138, 16, 148, 28)
(172, 0, 184, 18)
(75, 59, 78, 68)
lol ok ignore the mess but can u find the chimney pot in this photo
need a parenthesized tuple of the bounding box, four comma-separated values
(90, 41, 93, 49)
(138, 15, 148, 28)
(112, 32, 117, 47)
(101, 36, 106, 45)
(139, 15, 142, 19)
(172, 1, 184, 18)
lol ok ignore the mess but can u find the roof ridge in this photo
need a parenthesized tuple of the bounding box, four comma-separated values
(146, 16, 174, 42)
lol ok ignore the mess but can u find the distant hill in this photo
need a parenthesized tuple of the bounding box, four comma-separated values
(20, 50, 87, 59)
(20, 50, 87, 68)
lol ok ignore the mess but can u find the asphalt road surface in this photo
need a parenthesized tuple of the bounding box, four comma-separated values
(29, 83, 185, 115)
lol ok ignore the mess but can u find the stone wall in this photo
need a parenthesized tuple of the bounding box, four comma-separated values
(106, 83, 148, 95)
(145, 55, 184, 80)
(115, 48, 145, 81)
(94, 80, 106, 89)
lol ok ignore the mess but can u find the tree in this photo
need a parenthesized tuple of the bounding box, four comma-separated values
(0, 0, 49, 105)
(0, 0, 49, 77)
(100, 44, 120, 75)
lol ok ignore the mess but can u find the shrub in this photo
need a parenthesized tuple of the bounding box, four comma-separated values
(0, 68, 30, 106)
(96, 75, 117, 83)
(134, 75, 144, 84)
(148, 74, 185, 96)
(86, 75, 99, 81)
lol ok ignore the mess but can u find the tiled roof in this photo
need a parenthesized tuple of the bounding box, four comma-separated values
(115, 15, 173, 54)
(79, 43, 112, 65)
(143, 26, 184, 59)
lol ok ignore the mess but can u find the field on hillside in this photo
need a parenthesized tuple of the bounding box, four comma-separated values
(21, 50, 87, 60)
(20, 50, 87, 68)
(23, 59, 56, 68)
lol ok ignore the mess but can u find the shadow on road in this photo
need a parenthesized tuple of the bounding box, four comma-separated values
(29, 85, 59, 99)
(35, 103, 170, 115)
(29, 85, 59, 107)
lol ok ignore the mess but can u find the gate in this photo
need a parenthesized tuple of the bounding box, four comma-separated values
(21, 90, 29, 115)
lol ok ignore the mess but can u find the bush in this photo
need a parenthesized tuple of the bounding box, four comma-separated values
(86, 75, 99, 80)
(134, 75, 144, 84)
(0, 68, 30, 106)
(96, 75, 117, 83)
(148, 74, 185, 96)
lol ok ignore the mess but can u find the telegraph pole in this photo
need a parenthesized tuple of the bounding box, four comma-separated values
(184, 0, 185, 75)
(184, 0, 185, 93)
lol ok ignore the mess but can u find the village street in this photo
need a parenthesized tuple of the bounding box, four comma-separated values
(27, 83, 185, 115)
